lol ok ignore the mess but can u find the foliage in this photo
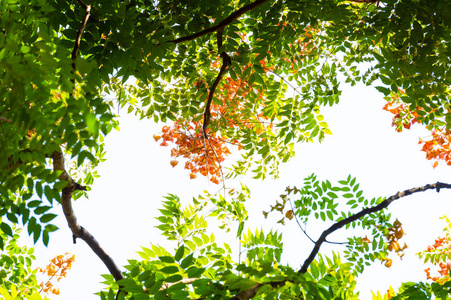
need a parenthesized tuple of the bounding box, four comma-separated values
(419, 216, 451, 284)
(266, 174, 408, 273)
(1, 0, 451, 298)
(99, 192, 361, 300)
(0, 226, 46, 299)
(37, 252, 75, 295)
(98, 177, 448, 299)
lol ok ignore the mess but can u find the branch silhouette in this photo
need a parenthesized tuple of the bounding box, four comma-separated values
(168, 0, 269, 45)
(202, 29, 231, 136)
(298, 181, 451, 274)
(230, 181, 451, 300)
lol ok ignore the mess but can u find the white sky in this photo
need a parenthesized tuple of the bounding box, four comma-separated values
(25, 81, 451, 299)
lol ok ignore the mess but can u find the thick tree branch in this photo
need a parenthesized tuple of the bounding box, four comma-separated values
(298, 181, 451, 274)
(230, 182, 451, 300)
(48, 1, 125, 284)
(202, 29, 231, 136)
(51, 149, 124, 281)
(168, 0, 269, 44)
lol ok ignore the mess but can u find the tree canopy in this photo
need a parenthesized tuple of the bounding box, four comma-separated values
(1, 0, 451, 299)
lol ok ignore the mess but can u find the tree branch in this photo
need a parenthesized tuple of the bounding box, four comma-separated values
(49, 1, 124, 284)
(51, 149, 124, 281)
(202, 29, 231, 136)
(298, 181, 451, 274)
(160, 278, 198, 290)
(168, 0, 269, 44)
(74, 0, 88, 11)
(231, 283, 264, 300)
(231, 281, 286, 300)
(0, 116, 12, 123)
(71, 3, 91, 62)
(229, 182, 451, 300)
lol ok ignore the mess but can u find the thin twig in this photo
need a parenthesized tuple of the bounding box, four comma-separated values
(175, 146, 206, 158)
(70, 2, 91, 91)
(0, 116, 12, 123)
(288, 198, 315, 243)
(204, 133, 227, 190)
(212, 136, 242, 147)
(324, 239, 348, 245)
(262, 66, 303, 99)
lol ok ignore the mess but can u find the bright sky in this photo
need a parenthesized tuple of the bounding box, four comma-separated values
(26, 81, 451, 299)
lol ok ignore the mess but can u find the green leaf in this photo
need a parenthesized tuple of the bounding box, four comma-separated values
(326, 211, 333, 221)
(180, 254, 194, 269)
(237, 221, 245, 238)
(310, 262, 319, 279)
(44, 224, 58, 232)
(40, 214, 57, 223)
(20, 45, 31, 54)
(42, 230, 49, 246)
(160, 266, 179, 274)
(0, 223, 13, 237)
(193, 236, 203, 247)
(44, 185, 54, 204)
(174, 245, 185, 261)
(85, 113, 99, 137)
(159, 256, 175, 264)
(165, 274, 183, 283)
(187, 267, 204, 278)
(35, 182, 43, 198)
(34, 206, 52, 215)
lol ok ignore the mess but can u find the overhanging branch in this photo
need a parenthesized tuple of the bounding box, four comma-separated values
(202, 29, 231, 136)
(168, 0, 269, 44)
(51, 149, 124, 281)
(229, 182, 451, 300)
(298, 181, 451, 274)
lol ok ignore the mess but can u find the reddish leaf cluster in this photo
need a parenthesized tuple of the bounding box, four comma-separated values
(382, 99, 419, 132)
(154, 124, 231, 184)
(37, 252, 75, 295)
(419, 130, 451, 168)
(154, 26, 317, 183)
(155, 60, 273, 184)
(424, 236, 451, 283)
(383, 98, 451, 167)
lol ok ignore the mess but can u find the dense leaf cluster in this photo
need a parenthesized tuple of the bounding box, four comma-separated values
(1, 0, 451, 299)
